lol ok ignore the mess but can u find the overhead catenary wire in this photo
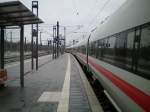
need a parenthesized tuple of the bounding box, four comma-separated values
(68, 0, 111, 42)
(71, 0, 79, 15)
(87, 0, 111, 30)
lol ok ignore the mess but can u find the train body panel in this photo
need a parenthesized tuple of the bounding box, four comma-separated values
(73, 0, 150, 79)
(76, 53, 150, 112)
(91, 0, 150, 42)
(79, 54, 150, 95)
(70, 0, 150, 111)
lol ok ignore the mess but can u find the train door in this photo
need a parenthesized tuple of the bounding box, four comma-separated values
(132, 27, 141, 72)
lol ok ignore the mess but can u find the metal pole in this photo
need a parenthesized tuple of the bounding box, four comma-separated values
(36, 1, 39, 70)
(31, 27, 34, 70)
(10, 31, 12, 51)
(24, 37, 26, 52)
(86, 27, 97, 70)
(64, 27, 66, 53)
(56, 21, 59, 58)
(87, 35, 90, 71)
(20, 25, 24, 88)
(40, 31, 42, 46)
(31, 1, 39, 70)
(54, 27, 55, 59)
(52, 26, 54, 59)
(36, 24, 39, 70)
(54, 26, 56, 59)
(0, 27, 5, 69)
(31, 1, 34, 70)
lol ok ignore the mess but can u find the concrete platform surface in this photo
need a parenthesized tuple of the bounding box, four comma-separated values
(0, 54, 102, 112)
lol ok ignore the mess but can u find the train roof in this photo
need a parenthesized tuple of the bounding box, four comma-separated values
(73, 0, 150, 47)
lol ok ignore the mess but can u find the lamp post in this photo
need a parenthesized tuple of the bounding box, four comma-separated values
(86, 27, 97, 70)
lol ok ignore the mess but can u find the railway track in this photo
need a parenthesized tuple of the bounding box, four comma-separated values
(4, 52, 49, 64)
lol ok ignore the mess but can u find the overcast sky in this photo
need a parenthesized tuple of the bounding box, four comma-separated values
(1, 0, 126, 45)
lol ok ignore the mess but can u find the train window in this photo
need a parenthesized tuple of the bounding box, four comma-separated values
(95, 41, 99, 58)
(126, 29, 134, 69)
(89, 43, 91, 55)
(115, 32, 127, 57)
(97, 36, 117, 64)
(127, 30, 134, 49)
(101, 39, 105, 58)
(93, 41, 97, 57)
(109, 36, 116, 48)
(113, 32, 128, 68)
(104, 37, 109, 57)
(83, 45, 86, 54)
(140, 26, 150, 49)
(101, 37, 113, 62)
(107, 36, 116, 58)
(97, 39, 104, 59)
(138, 25, 150, 78)
(81, 45, 86, 54)
(89, 42, 95, 56)
(115, 32, 127, 49)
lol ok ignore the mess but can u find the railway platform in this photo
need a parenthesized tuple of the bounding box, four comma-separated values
(0, 54, 103, 112)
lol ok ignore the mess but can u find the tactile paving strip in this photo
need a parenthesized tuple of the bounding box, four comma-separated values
(69, 57, 91, 112)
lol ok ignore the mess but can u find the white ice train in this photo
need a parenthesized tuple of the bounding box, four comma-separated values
(72, 0, 150, 111)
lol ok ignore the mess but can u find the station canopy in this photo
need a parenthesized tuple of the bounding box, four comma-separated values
(0, 1, 43, 26)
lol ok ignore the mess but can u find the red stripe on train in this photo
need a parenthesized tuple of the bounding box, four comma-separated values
(78, 54, 150, 112)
